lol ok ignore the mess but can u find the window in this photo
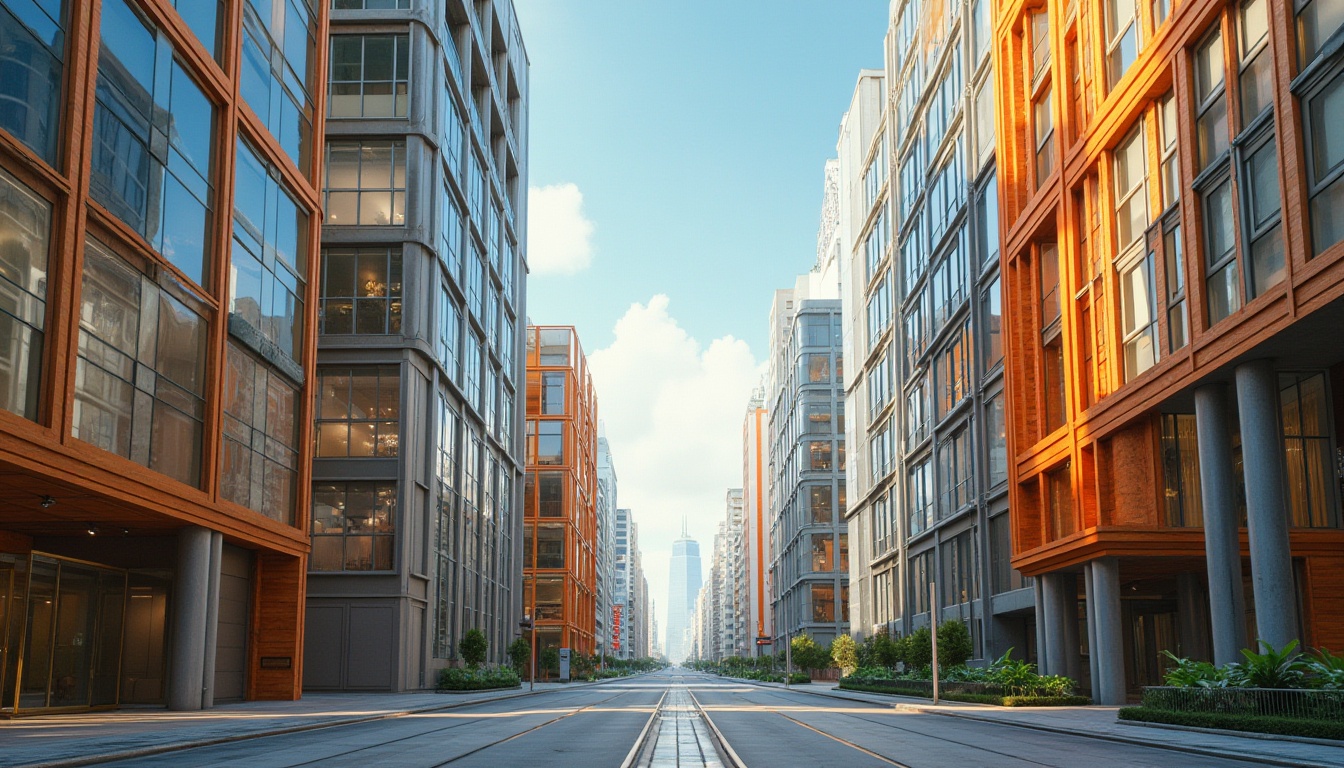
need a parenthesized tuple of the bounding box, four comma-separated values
(935, 320, 971, 420)
(807, 353, 832, 383)
(320, 248, 402, 334)
(906, 373, 930, 449)
(972, 0, 992, 62)
(437, 284, 460, 380)
(1163, 222, 1188, 351)
(811, 534, 834, 572)
(869, 419, 894, 483)
(535, 523, 564, 568)
(232, 139, 309, 364)
(1120, 247, 1158, 380)
(908, 455, 934, 535)
(1238, 0, 1273, 126)
(976, 174, 1000, 270)
(1279, 372, 1341, 527)
(1153, 0, 1172, 28)
(221, 341, 298, 523)
(240, 0, 317, 168)
(0, 0, 66, 165)
(539, 328, 570, 365)
(1194, 29, 1228, 172)
(910, 550, 932, 613)
(537, 420, 563, 465)
(1104, 0, 1140, 89)
(809, 439, 834, 470)
(941, 531, 977, 605)
(1031, 10, 1051, 82)
(868, 354, 893, 420)
(1039, 241, 1065, 432)
(542, 371, 565, 414)
(1047, 462, 1075, 539)
(937, 427, 973, 516)
(1040, 241, 1060, 329)
(311, 483, 395, 571)
(901, 213, 925, 299)
(74, 238, 207, 487)
(928, 142, 965, 247)
(811, 582, 836, 622)
(864, 210, 889, 281)
(171, 0, 222, 59)
(981, 278, 1002, 372)
(324, 141, 405, 226)
(1114, 125, 1150, 257)
(986, 391, 1007, 486)
(1304, 67, 1344, 255)
(329, 33, 408, 118)
(1158, 93, 1180, 208)
(1242, 136, 1284, 296)
(1203, 176, 1240, 324)
(930, 232, 968, 334)
(0, 168, 50, 421)
(537, 472, 564, 517)
(1160, 414, 1203, 526)
(1299, 0, 1344, 67)
(1034, 82, 1055, 184)
(315, 367, 399, 457)
(991, 513, 1030, 593)
(807, 402, 833, 434)
(975, 77, 995, 165)
(810, 485, 834, 524)
(334, 0, 409, 8)
(903, 293, 928, 376)
(92, 0, 215, 288)
(868, 274, 893, 347)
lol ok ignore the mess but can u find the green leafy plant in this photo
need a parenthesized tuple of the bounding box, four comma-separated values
(936, 620, 974, 668)
(1306, 648, 1344, 690)
(1160, 651, 1228, 688)
(540, 648, 560, 680)
(1233, 639, 1307, 689)
(438, 664, 521, 691)
(905, 627, 933, 669)
(790, 635, 833, 674)
(507, 637, 531, 678)
(832, 634, 858, 676)
(459, 628, 488, 668)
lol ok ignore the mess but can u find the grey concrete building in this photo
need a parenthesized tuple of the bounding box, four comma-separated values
(303, 0, 529, 690)
(596, 436, 617, 658)
(834, 0, 1030, 661)
(767, 178, 851, 646)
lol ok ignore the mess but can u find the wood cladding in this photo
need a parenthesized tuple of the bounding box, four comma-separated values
(248, 550, 306, 701)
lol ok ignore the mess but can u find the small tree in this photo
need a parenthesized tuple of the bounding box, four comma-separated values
(459, 628, 488, 667)
(937, 619, 974, 669)
(906, 626, 933, 670)
(832, 634, 858, 676)
(507, 637, 531, 678)
(790, 635, 833, 675)
(540, 647, 560, 680)
(874, 630, 902, 669)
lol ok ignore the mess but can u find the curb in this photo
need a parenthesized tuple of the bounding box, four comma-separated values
(8, 674, 646, 768)
(1116, 718, 1344, 749)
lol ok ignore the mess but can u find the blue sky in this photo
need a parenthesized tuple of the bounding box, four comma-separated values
(512, 0, 889, 654)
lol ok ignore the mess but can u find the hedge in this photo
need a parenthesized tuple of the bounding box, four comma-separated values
(438, 665, 521, 691)
(840, 680, 1090, 707)
(1118, 706, 1344, 741)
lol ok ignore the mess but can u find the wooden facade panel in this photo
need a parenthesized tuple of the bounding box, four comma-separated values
(1305, 556, 1344, 650)
(248, 551, 306, 701)
(1104, 419, 1159, 527)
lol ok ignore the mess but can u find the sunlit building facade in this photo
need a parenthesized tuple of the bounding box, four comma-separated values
(0, 0, 325, 712)
(740, 390, 773, 654)
(523, 326, 598, 657)
(304, 0, 529, 690)
(993, 0, 1344, 702)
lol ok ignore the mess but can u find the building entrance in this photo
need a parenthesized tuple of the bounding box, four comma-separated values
(0, 554, 128, 714)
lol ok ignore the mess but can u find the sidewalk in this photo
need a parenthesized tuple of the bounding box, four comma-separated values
(744, 679, 1344, 768)
(0, 679, 621, 768)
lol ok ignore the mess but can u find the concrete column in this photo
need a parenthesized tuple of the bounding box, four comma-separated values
(1235, 360, 1300, 651)
(1090, 558, 1126, 705)
(168, 526, 221, 711)
(200, 532, 223, 709)
(1176, 573, 1211, 661)
(1194, 383, 1249, 665)
(1062, 576, 1082, 684)
(1041, 573, 1068, 676)
(1033, 578, 1046, 667)
(1084, 565, 1100, 696)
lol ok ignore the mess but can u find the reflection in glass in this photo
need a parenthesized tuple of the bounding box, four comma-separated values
(0, 169, 50, 420)
(0, 0, 66, 165)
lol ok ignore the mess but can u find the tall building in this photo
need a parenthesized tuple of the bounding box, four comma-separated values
(836, 0, 1024, 661)
(992, 0, 1344, 702)
(304, 0, 529, 691)
(740, 390, 773, 654)
(767, 168, 851, 647)
(613, 506, 633, 658)
(523, 326, 598, 657)
(0, 0, 325, 712)
(595, 435, 616, 657)
(665, 525, 702, 662)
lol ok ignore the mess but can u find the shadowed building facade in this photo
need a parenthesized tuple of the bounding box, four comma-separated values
(0, 0, 327, 712)
(993, 0, 1344, 702)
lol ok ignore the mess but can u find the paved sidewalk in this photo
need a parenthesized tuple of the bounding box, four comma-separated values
(728, 678, 1344, 768)
(0, 679, 630, 768)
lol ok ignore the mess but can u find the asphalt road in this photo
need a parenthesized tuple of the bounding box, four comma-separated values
(91, 669, 1280, 767)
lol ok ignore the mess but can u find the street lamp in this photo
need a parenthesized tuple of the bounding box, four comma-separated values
(519, 614, 536, 692)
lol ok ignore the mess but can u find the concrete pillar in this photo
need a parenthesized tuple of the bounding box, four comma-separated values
(1062, 576, 1082, 684)
(169, 526, 222, 711)
(1041, 573, 1068, 676)
(1194, 383, 1249, 665)
(1089, 558, 1126, 705)
(1176, 573, 1211, 661)
(201, 532, 223, 709)
(1033, 578, 1046, 667)
(1084, 565, 1100, 696)
(1235, 360, 1300, 651)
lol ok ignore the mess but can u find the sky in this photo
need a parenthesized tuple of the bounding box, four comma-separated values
(513, 0, 889, 651)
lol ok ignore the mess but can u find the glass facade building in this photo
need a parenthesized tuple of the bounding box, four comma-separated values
(303, 0, 528, 690)
(0, 0, 325, 712)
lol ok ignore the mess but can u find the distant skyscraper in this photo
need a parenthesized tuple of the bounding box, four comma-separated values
(665, 524, 702, 663)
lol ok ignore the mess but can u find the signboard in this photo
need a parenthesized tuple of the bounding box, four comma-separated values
(559, 647, 571, 681)
(611, 604, 624, 651)
(755, 637, 771, 646)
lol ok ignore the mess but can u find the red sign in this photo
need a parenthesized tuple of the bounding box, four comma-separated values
(612, 604, 624, 650)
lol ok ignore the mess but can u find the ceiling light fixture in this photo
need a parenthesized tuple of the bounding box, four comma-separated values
(39, 495, 55, 508)
(86, 524, 99, 537)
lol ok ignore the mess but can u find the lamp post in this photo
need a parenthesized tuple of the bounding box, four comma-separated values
(519, 614, 535, 692)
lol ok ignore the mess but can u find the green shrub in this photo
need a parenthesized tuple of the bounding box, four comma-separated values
(1119, 706, 1344, 740)
(507, 637, 531, 677)
(832, 635, 858, 676)
(1002, 695, 1092, 706)
(438, 665, 521, 691)
(905, 627, 933, 669)
(791, 635, 833, 673)
(459, 628, 488, 668)
(540, 648, 560, 679)
(936, 620, 974, 668)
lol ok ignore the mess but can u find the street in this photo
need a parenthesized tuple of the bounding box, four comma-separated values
(86, 670, 1284, 767)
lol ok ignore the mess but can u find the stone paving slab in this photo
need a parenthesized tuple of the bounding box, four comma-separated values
(725, 678, 1344, 768)
(0, 679, 631, 768)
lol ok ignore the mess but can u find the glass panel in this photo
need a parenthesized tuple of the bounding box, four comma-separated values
(0, 0, 66, 165)
(0, 168, 51, 420)
(19, 558, 56, 709)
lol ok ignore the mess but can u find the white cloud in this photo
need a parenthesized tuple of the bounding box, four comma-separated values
(527, 183, 595, 275)
(588, 295, 764, 654)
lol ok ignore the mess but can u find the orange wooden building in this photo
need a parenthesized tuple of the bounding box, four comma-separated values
(992, 0, 1344, 701)
(523, 326, 598, 661)
(0, 0, 326, 713)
